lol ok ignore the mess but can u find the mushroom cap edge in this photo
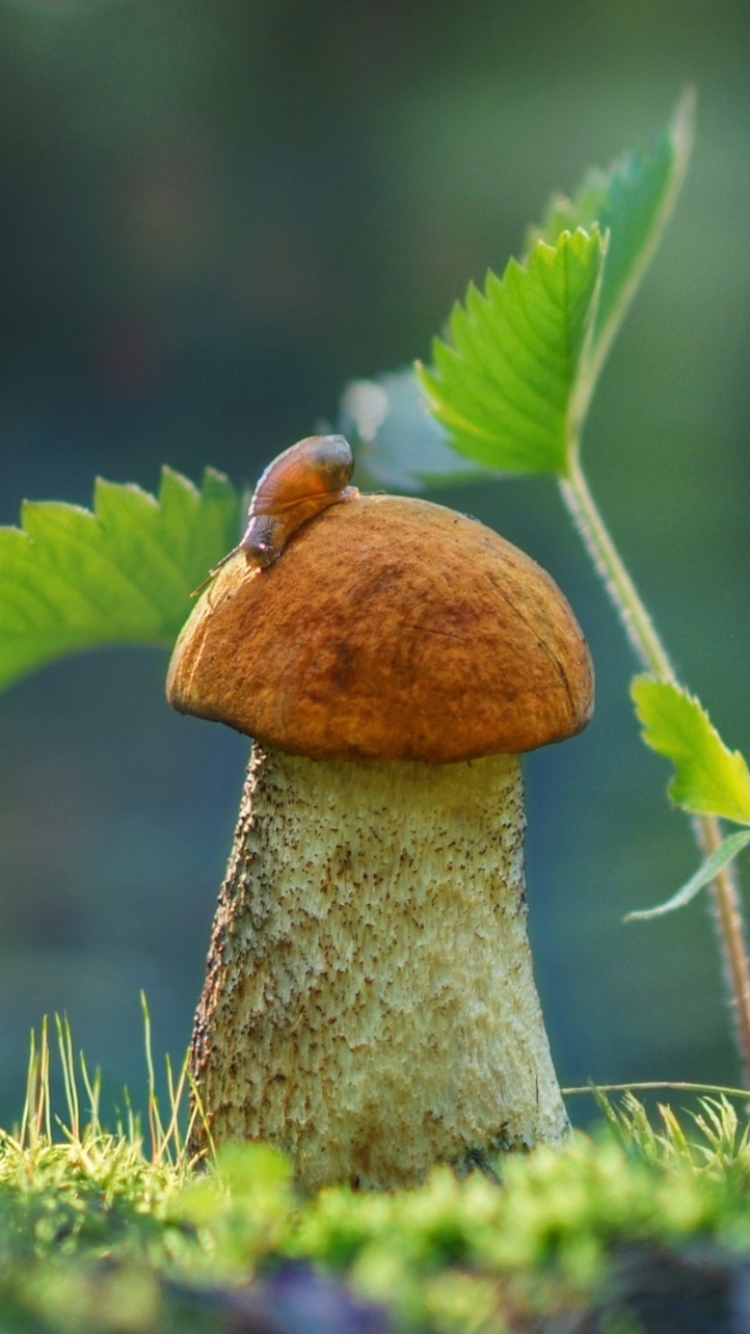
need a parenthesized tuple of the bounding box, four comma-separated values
(167, 494, 594, 763)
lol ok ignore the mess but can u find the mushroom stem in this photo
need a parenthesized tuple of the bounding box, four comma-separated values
(191, 744, 569, 1191)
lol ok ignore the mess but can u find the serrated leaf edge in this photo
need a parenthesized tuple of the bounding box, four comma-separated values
(0, 465, 240, 693)
(631, 674, 750, 825)
(419, 226, 605, 477)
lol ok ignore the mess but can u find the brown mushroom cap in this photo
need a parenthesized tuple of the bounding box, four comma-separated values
(167, 495, 593, 763)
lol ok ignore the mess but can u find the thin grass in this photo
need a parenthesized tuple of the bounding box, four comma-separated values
(0, 1000, 204, 1245)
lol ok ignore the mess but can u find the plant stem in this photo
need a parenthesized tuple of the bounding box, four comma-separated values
(559, 454, 750, 1084)
(692, 813, 750, 1083)
(562, 1079, 750, 1099)
(559, 456, 674, 682)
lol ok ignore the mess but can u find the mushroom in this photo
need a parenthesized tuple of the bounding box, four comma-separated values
(167, 438, 593, 1192)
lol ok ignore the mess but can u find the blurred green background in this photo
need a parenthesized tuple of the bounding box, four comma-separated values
(0, 0, 749, 1127)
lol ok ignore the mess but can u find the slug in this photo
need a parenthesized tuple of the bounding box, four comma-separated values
(199, 434, 357, 591)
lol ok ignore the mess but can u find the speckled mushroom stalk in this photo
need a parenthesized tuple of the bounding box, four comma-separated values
(168, 493, 593, 1192)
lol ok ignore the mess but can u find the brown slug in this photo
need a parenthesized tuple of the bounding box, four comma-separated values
(200, 434, 357, 590)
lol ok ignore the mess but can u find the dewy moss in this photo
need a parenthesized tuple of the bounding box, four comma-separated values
(167, 449, 593, 1191)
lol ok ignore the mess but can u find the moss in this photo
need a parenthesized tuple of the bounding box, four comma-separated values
(3, 1024, 750, 1330)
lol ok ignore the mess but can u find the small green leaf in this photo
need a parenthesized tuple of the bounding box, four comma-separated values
(631, 676, 750, 825)
(626, 829, 750, 923)
(340, 368, 498, 491)
(530, 89, 695, 388)
(418, 227, 605, 477)
(0, 468, 240, 693)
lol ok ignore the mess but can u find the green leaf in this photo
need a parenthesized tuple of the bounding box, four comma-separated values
(0, 467, 240, 693)
(530, 89, 695, 390)
(340, 368, 498, 491)
(625, 829, 750, 923)
(418, 226, 605, 477)
(631, 676, 750, 825)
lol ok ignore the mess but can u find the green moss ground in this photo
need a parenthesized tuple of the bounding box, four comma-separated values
(2, 1015, 750, 1332)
